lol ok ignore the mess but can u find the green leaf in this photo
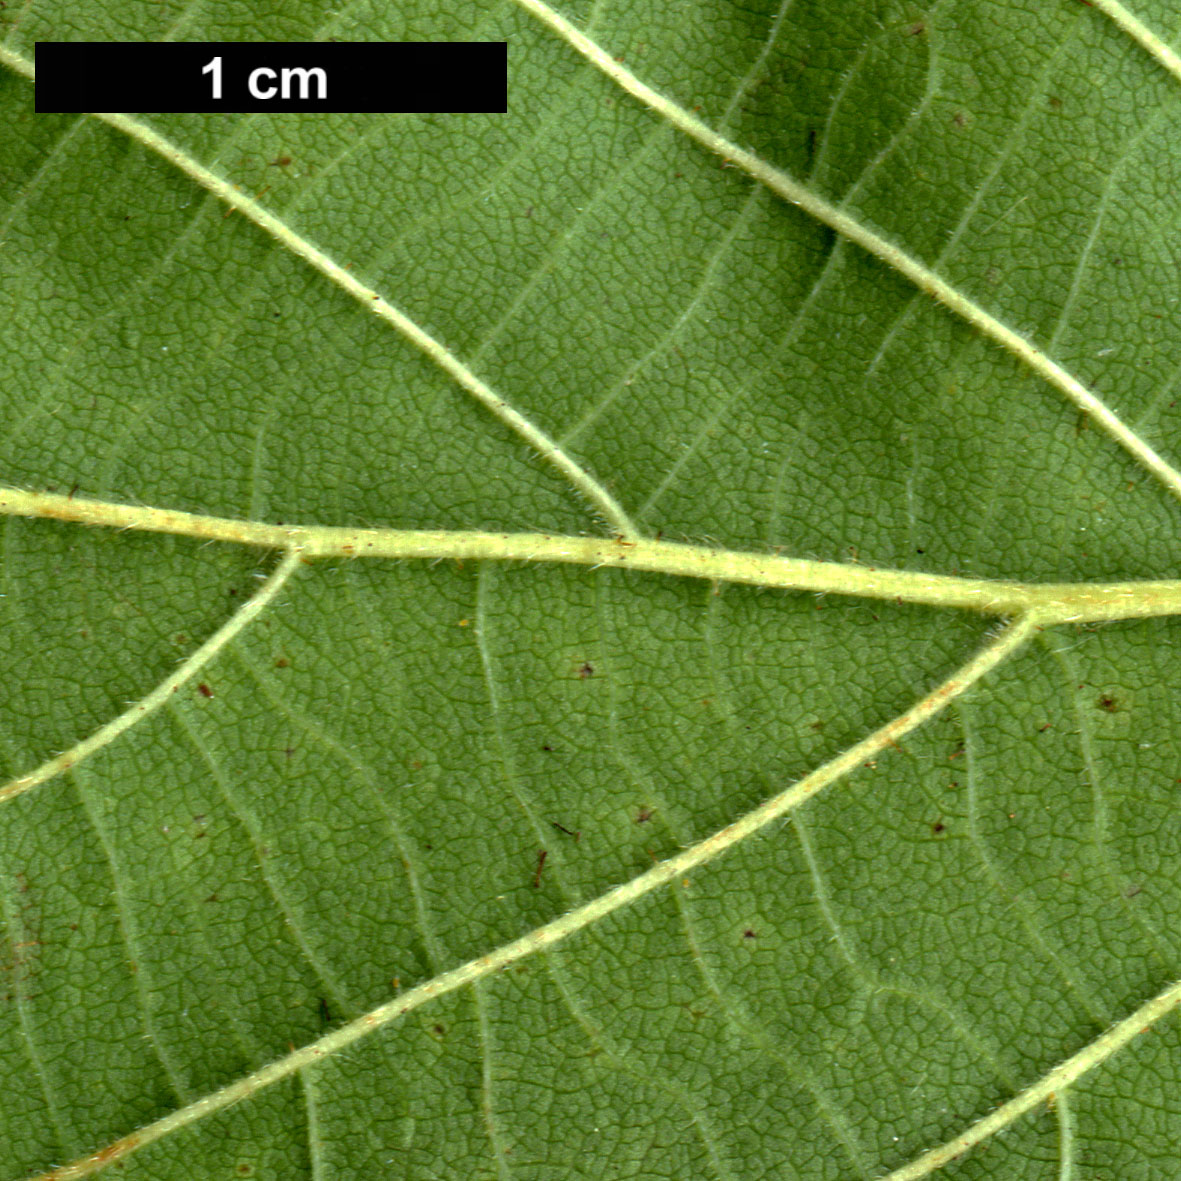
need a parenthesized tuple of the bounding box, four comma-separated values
(2, 2, 1181, 1178)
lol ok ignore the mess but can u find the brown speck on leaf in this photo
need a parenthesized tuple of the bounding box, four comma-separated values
(197, 683, 213, 698)
(636, 807, 654, 823)
(1126, 884, 1143, 898)
(268, 155, 292, 167)
(1098, 695, 1118, 713)
(432, 1023, 445, 1037)
(532, 849, 548, 887)
(948, 746, 965, 760)
(907, 20, 925, 34)
(932, 822, 945, 833)
(275, 657, 289, 668)
(952, 111, 966, 126)
(91, 1140, 139, 1166)
(1038, 723, 1052, 732)
(742, 928, 757, 939)
(578, 662, 595, 679)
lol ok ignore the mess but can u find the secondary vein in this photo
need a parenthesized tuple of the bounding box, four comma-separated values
(19, 616, 1036, 1181)
(509, 0, 1181, 506)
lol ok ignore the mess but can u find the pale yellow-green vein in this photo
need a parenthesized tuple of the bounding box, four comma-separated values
(0, 549, 304, 806)
(1089, 0, 1181, 86)
(0, 43, 636, 538)
(509, 0, 1181, 505)
(20, 616, 1035, 1181)
(882, 975, 1181, 1180)
(4, 486, 1181, 625)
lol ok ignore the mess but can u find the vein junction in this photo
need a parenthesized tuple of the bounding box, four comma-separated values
(18, 616, 1040, 1181)
(4, 485, 1181, 625)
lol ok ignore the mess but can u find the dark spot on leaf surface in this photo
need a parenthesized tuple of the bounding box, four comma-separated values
(932, 822, 945, 833)
(197, 683, 213, 698)
(1098, 695, 1118, 713)
(742, 928, 757, 939)
(636, 807, 654, 823)
(578, 662, 594, 679)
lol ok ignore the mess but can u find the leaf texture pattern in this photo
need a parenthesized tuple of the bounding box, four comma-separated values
(1, 1, 1181, 1177)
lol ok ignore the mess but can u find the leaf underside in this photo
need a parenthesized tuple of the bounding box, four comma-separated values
(1, 1, 1181, 1178)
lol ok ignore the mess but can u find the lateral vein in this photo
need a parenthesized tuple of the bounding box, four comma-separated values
(19, 617, 1036, 1181)
(509, 0, 1181, 504)
(1089, 0, 1181, 85)
(0, 549, 304, 806)
(881, 975, 1181, 1181)
(0, 44, 636, 538)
